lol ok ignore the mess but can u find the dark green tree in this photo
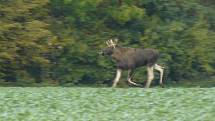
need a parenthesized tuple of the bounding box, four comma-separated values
(0, 0, 59, 85)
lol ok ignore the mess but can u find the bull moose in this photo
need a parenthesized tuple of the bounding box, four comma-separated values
(100, 39, 164, 88)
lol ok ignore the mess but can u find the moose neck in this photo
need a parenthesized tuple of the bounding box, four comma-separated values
(111, 46, 127, 61)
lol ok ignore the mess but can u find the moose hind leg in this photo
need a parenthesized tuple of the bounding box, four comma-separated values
(112, 69, 122, 87)
(145, 66, 154, 88)
(154, 64, 164, 87)
(127, 70, 142, 87)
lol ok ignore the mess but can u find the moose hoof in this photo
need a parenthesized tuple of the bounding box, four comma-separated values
(160, 84, 165, 88)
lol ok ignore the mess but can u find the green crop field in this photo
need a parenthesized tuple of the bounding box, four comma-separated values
(0, 87, 215, 121)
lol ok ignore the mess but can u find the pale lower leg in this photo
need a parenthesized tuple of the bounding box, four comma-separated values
(127, 70, 142, 86)
(154, 64, 164, 85)
(112, 69, 122, 87)
(145, 66, 154, 88)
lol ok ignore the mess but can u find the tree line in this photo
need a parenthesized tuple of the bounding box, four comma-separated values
(0, 0, 214, 87)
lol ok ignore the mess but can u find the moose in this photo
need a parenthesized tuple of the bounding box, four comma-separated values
(100, 39, 164, 88)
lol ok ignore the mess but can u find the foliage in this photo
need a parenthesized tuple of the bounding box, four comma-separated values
(0, 0, 215, 86)
(0, 0, 60, 84)
(0, 87, 215, 120)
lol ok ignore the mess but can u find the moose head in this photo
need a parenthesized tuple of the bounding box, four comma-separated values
(99, 39, 118, 56)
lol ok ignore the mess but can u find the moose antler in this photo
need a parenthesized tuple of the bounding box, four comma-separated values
(106, 41, 111, 47)
(105, 39, 118, 48)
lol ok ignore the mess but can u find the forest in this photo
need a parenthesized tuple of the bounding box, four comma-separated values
(0, 0, 215, 87)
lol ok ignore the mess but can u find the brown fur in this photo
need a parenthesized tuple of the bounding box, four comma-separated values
(101, 46, 159, 70)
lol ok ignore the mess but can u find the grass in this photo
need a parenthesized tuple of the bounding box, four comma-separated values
(0, 87, 215, 121)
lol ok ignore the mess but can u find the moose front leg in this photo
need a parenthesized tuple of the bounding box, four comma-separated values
(127, 69, 142, 87)
(145, 66, 154, 88)
(112, 69, 122, 87)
